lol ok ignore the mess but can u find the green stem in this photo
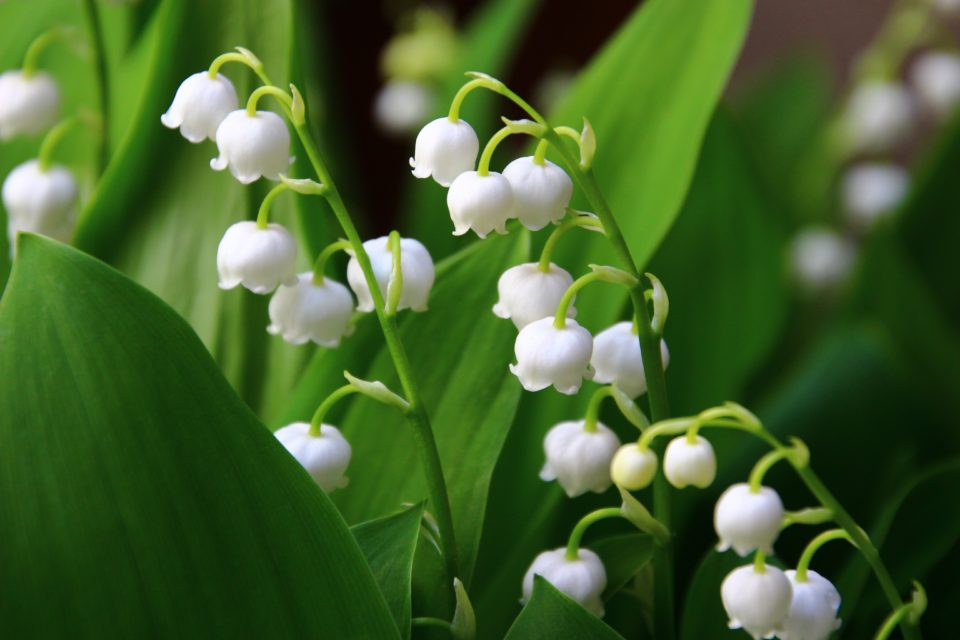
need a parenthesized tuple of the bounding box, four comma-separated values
(583, 386, 616, 432)
(748, 447, 794, 492)
(246, 85, 293, 117)
(81, 0, 109, 175)
(795, 529, 854, 582)
(387, 230, 403, 316)
(874, 603, 916, 640)
(292, 119, 460, 584)
(553, 271, 605, 328)
(37, 117, 80, 171)
(477, 125, 513, 176)
(753, 549, 767, 573)
(566, 507, 623, 560)
(312, 239, 351, 284)
(208, 51, 271, 85)
(22, 27, 70, 77)
(256, 182, 289, 228)
(412, 617, 453, 634)
(309, 384, 358, 436)
(448, 78, 487, 122)
(533, 138, 550, 165)
(537, 214, 603, 271)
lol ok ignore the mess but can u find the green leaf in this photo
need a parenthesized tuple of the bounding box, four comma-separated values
(588, 533, 656, 600)
(679, 551, 750, 640)
(352, 503, 425, 639)
(0, 235, 397, 637)
(504, 577, 624, 640)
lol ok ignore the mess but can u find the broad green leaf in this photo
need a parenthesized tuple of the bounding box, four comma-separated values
(504, 577, 624, 640)
(0, 235, 397, 637)
(589, 533, 656, 600)
(352, 503, 425, 639)
(679, 550, 752, 640)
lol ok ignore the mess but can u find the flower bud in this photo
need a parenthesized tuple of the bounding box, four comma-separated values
(539, 420, 621, 497)
(3, 159, 77, 255)
(216, 221, 298, 294)
(502, 156, 573, 230)
(663, 435, 716, 489)
(346, 235, 435, 312)
(843, 81, 913, 154)
(267, 272, 355, 347)
(521, 548, 606, 617)
(161, 72, 239, 143)
(210, 110, 292, 183)
(274, 422, 351, 492)
(409, 117, 479, 186)
(781, 570, 842, 640)
(721, 563, 792, 640)
(841, 163, 909, 230)
(374, 80, 434, 136)
(590, 321, 670, 398)
(492, 262, 575, 330)
(446, 170, 515, 238)
(610, 443, 658, 490)
(788, 228, 855, 291)
(0, 70, 59, 139)
(510, 317, 593, 394)
(714, 483, 784, 556)
(910, 51, 960, 118)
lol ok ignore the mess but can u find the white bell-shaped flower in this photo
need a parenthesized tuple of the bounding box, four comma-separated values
(346, 235, 435, 312)
(211, 109, 292, 183)
(910, 51, 960, 118)
(789, 228, 855, 291)
(663, 435, 716, 489)
(0, 70, 59, 139)
(446, 170, 515, 238)
(409, 116, 479, 186)
(521, 548, 607, 617)
(274, 422, 351, 492)
(492, 262, 575, 329)
(539, 420, 621, 498)
(161, 72, 239, 143)
(610, 443, 658, 490)
(721, 563, 792, 640)
(510, 317, 593, 394)
(3, 159, 77, 254)
(374, 79, 434, 136)
(841, 163, 909, 230)
(216, 220, 298, 294)
(267, 272, 355, 347)
(781, 570, 842, 640)
(714, 483, 785, 556)
(843, 81, 913, 154)
(502, 156, 573, 230)
(591, 321, 670, 398)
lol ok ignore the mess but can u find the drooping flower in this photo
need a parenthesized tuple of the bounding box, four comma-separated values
(267, 272, 355, 347)
(788, 227, 855, 291)
(721, 563, 793, 640)
(373, 79, 434, 136)
(663, 435, 717, 489)
(610, 443, 658, 490)
(2, 159, 77, 255)
(502, 156, 573, 230)
(843, 81, 913, 154)
(346, 235, 435, 312)
(492, 262, 575, 330)
(211, 109, 292, 183)
(521, 548, 607, 617)
(409, 116, 479, 186)
(781, 570, 842, 640)
(274, 422, 351, 492)
(591, 321, 670, 398)
(216, 220, 298, 294)
(0, 70, 59, 139)
(446, 170, 515, 238)
(910, 51, 960, 118)
(510, 317, 593, 394)
(161, 72, 240, 143)
(714, 483, 785, 556)
(539, 420, 621, 497)
(841, 163, 909, 230)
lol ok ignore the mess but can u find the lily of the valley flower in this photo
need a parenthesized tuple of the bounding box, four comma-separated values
(843, 81, 914, 154)
(663, 435, 717, 489)
(714, 483, 785, 556)
(492, 262, 575, 330)
(591, 321, 670, 398)
(721, 563, 793, 640)
(521, 548, 607, 617)
(161, 72, 240, 143)
(346, 235, 435, 312)
(2, 159, 77, 254)
(446, 170, 515, 238)
(610, 443, 658, 490)
(510, 317, 593, 394)
(0, 70, 59, 139)
(374, 79, 434, 136)
(502, 156, 573, 230)
(409, 116, 479, 186)
(539, 420, 621, 497)
(841, 163, 909, 230)
(217, 220, 298, 294)
(781, 570, 842, 640)
(910, 51, 960, 118)
(788, 228, 855, 291)
(211, 109, 292, 183)
(267, 272, 355, 347)
(274, 422, 352, 492)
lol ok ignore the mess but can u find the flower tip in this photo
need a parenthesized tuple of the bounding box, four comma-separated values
(210, 156, 227, 171)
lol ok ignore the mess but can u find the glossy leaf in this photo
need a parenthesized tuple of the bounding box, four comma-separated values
(589, 533, 656, 600)
(504, 577, 624, 640)
(0, 235, 397, 637)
